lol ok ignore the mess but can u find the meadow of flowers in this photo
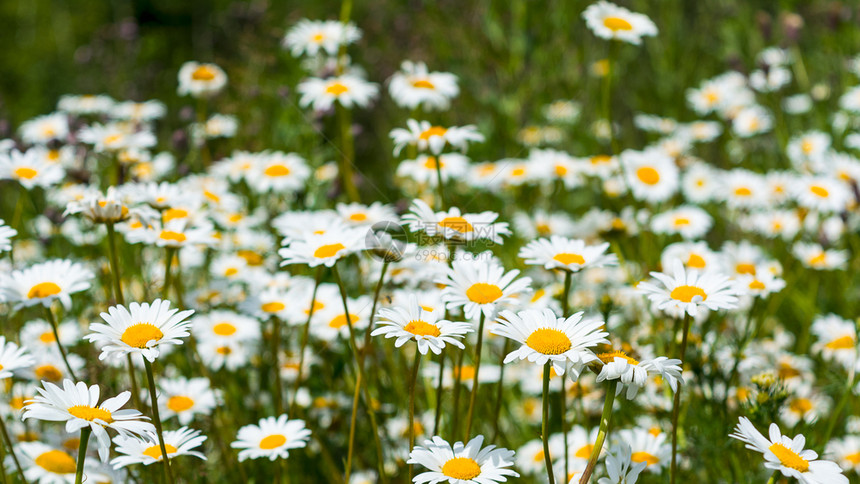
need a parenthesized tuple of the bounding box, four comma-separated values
(1, 1, 860, 483)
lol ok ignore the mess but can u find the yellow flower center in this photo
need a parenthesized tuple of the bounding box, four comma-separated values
(104, 134, 122, 146)
(603, 16, 634, 31)
(216, 346, 232, 355)
(669, 285, 707, 303)
(67, 405, 113, 423)
(825, 335, 855, 350)
(311, 33, 325, 43)
(575, 444, 594, 459)
(14, 167, 38, 180)
(325, 82, 349, 96)
(261, 302, 285, 313)
(224, 267, 239, 277)
(597, 350, 640, 365)
(809, 185, 829, 198)
(748, 279, 766, 291)
(423, 157, 443, 169)
(191, 65, 217, 81)
(412, 79, 435, 89)
(438, 216, 473, 233)
(35, 365, 63, 381)
(238, 250, 264, 266)
(636, 166, 660, 185)
(526, 328, 572, 355)
(466, 283, 503, 304)
(441, 457, 482, 480)
(28, 282, 61, 299)
(454, 365, 475, 381)
(404, 320, 441, 337)
(789, 398, 813, 414)
(734, 187, 752, 197)
(213, 323, 237, 336)
(809, 253, 827, 267)
(39, 331, 56, 343)
(167, 395, 195, 412)
(735, 263, 756, 275)
(264, 164, 291, 177)
(768, 443, 809, 472)
(349, 212, 368, 222)
(313, 243, 346, 259)
(845, 452, 860, 465)
(801, 140, 814, 154)
(419, 126, 448, 140)
(159, 231, 187, 243)
(631, 452, 660, 466)
(531, 288, 546, 303)
(553, 252, 585, 266)
(591, 155, 612, 165)
(35, 450, 77, 474)
(120, 323, 164, 349)
(533, 449, 545, 462)
(260, 434, 287, 450)
(555, 164, 568, 176)
(162, 208, 188, 223)
(686, 254, 706, 269)
(142, 444, 178, 460)
(673, 217, 691, 227)
(329, 314, 360, 329)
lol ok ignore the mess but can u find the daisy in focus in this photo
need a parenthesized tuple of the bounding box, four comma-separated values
(0, 259, 93, 309)
(372, 296, 473, 355)
(408, 435, 519, 484)
(111, 426, 207, 468)
(636, 260, 739, 317)
(437, 257, 532, 320)
(519, 236, 617, 272)
(231, 414, 311, 461)
(402, 199, 511, 244)
(390, 119, 484, 155)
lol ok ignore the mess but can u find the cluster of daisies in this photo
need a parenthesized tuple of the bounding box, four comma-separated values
(0, 1, 858, 484)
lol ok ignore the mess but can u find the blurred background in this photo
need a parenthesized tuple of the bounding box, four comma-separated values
(1, 0, 859, 194)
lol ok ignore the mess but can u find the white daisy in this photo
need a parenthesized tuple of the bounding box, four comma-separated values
(388, 61, 459, 111)
(111, 426, 207, 468)
(402, 199, 511, 244)
(598, 442, 647, 484)
(297, 75, 379, 111)
(408, 435, 519, 484)
(278, 226, 365, 268)
(282, 19, 361, 57)
(582, 1, 658, 45)
(0, 149, 65, 189)
(636, 260, 739, 317)
(231, 414, 311, 461)
(594, 349, 682, 399)
(177, 61, 228, 98)
(0, 259, 93, 309)
(0, 336, 34, 379)
(372, 295, 473, 355)
(20, 112, 69, 145)
(620, 148, 679, 203)
(519, 236, 617, 272)
(390, 119, 484, 156)
(157, 377, 218, 425)
(0, 218, 16, 253)
(437, 257, 532, 320)
(649, 205, 713, 239)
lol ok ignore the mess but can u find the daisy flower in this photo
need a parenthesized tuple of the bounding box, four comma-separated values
(0, 219, 17, 253)
(437, 257, 532, 320)
(792, 242, 848, 270)
(636, 260, 739, 317)
(792, 176, 852, 213)
(77, 123, 156, 153)
(582, 1, 658, 45)
(660, 241, 718, 272)
(231, 414, 311, 461)
(620, 148, 679, 203)
(0, 149, 65, 189)
(729, 416, 848, 483)
(825, 436, 860, 474)
(396, 153, 470, 187)
(402, 199, 511, 244)
(282, 19, 361, 57)
(177, 61, 228, 97)
(594, 349, 682, 399)
(0, 336, 34, 379)
(16, 441, 87, 483)
(57, 94, 115, 115)
(372, 296, 473, 355)
(732, 105, 773, 138)
(158, 377, 218, 425)
(519, 236, 617, 272)
(408, 435, 519, 484)
(598, 442, 647, 484)
(616, 428, 672, 473)
(191, 310, 261, 344)
(0, 259, 93, 309)
(297, 75, 379, 111)
(23, 380, 154, 462)
(278, 226, 365, 268)
(492, 308, 608, 377)
(811, 314, 858, 370)
(244, 151, 311, 194)
(85, 299, 195, 362)
(390, 119, 484, 156)
(388, 61, 459, 111)
(64, 187, 156, 225)
(20, 112, 69, 145)
(110, 100, 167, 122)
(111, 427, 207, 468)
(649, 206, 713, 239)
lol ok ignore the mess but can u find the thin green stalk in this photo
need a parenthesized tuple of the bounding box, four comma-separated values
(541, 363, 556, 484)
(143, 359, 175, 484)
(560, 270, 572, 479)
(74, 427, 91, 484)
(450, 347, 466, 437)
(464, 313, 486, 440)
(407, 349, 422, 483)
(433, 349, 446, 435)
(671, 313, 692, 484)
(433, 157, 446, 210)
(578, 381, 618, 484)
(272, 316, 284, 414)
(291, 268, 323, 412)
(360, 261, 389, 372)
(0, 416, 28, 484)
(0, 438, 7, 484)
(43, 305, 77, 381)
(491, 338, 512, 441)
(162, 248, 176, 300)
(336, 105, 360, 202)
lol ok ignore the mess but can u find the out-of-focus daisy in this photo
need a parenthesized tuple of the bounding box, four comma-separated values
(17, 441, 87, 483)
(282, 19, 361, 57)
(792, 176, 852, 213)
(492, 309, 607, 377)
(582, 1, 658, 45)
(661, 241, 718, 272)
(811, 314, 858, 370)
(826, 436, 860, 474)
(0, 219, 17, 253)
(297, 75, 378, 111)
(110, 100, 167, 122)
(0, 259, 93, 309)
(20, 113, 69, 145)
(616, 428, 672, 473)
(437, 257, 532, 320)
(191, 114, 238, 143)
(177, 61, 227, 97)
(57, 94, 115, 115)
(23, 380, 154, 462)
(730, 416, 848, 483)
(391, 119, 484, 156)
(733, 105, 773, 138)
(397, 153, 470, 186)
(231, 414, 311, 461)
(519, 236, 617, 272)
(85, 299, 195, 362)
(78, 123, 156, 153)
(158, 377, 218, 425)
(792, 242, 848, 270)
(594, 348, 682, 399)
(65, 187, 156, 225)
(408, 435, 519, 484)
(637, 260, 739, 317)
(402, 199, 511, 244)
(0, 149, 65, 189)
(620, 149, 679, 203)
(279, 226, 364, 268)
(244, 152, 311, 194)
(650, 206, 713, 239)
(598, 442, 647, 484)
(372, 296, 472, 355)
(0, 336, 34, 379)
(388, 61, 459, 111)
(111, 426, 207, 468)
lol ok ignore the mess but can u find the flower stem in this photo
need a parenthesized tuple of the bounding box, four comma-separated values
(407, 349, 422, 483)
(542, 362, 556, 484)
(433, 349, 446, 435)
(43, 304, 77, 381)
(464, 312, 486, 440)
(272, 316, 284, 414)
(579, 381, 618, 484)
(450, 346, 466, 436)
(162, 247, 176, 300)
(671, 313, 692, 484)
(0, 415, 28, 484)
(74, 427, 91, 484)
(491, 338, 512, 442)
(433, 157, 446, 210)
(144, 359, 176, 484)
(560, 270, 572, 479)
(359, 261, 389, 377)
(336, 104, 360, 203)
(290, 267, 323, 413)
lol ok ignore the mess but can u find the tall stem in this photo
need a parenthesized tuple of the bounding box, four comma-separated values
(541, 362, 556, 484)
(162, 248, 176, 300)
(578, 381, 618, 484)
(463, 313, 486, 440)
(0, 416, 28, 484)
(43, 305, 77, 381)
(106, 222, 142, 410)
(671, 313, 692, 484)
(360, 261, 389, 373)
(560, 270, 572, 478)
(272, 316, 284, 414)
(407, 349, 422, 483)
(74, 427, 91, 484)
(450, 347, 466, 437)
(491, 338, 512, 441)
(144, 359, 176, 484)
(433, 158, 446, 210)
(336, 105, 360, 202)
(433, 350, 446, 435)
(291, 267, 323, 412)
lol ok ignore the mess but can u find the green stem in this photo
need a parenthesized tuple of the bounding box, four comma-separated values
(272, 316, 283, 414)
(450, 346, 466, 437)
(336, 105, 360, 203)
(143, 359, 175, 484)
(433, 349, 446, 435)
(671, 313, 692, 484)
(542, 363, 556, 484)
(162, 248, 176, 300)
(106, 223, 142, 411)
(578, 381, 618, 484)
(74, 427, 91, 484)
(433, 157, 446, 210)
(290, 267, 323, 413)
(0, 416, 28, 484)
(491, 339, 512, 442)
(464, 313, 486, 440)
(407, 349, 422, 483)
(43, 305, 77, 381)
(560, 270, 572, 479)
